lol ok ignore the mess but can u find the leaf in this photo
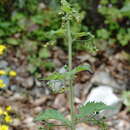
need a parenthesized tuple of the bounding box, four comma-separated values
(39, 48, 51, 59)
(42, 65, 91, 81)
(76, 102, 114, 119)
(122, 91, 130, 106)
(72, 64, 92, 74)
(35, 109, 71, 126)
(43, 72, 64, 80)
(50, 29, 65, 37)
(74, 32, 87, 38)
(74, 32, 94, 41)
(61, 0, 71, 13)
(120, 3, 130, 15)
(6, 38, 20, 45)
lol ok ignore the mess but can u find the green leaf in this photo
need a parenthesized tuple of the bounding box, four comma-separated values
(122, 91, 130, 107)
(35, 109, 71, 126)
(50, 29, 65, 37)
(96, 29, 110, 40)
(39, 48, 51, 59)
(120, 3, 130, 16)
(43, 72, 65, 80)
(76, 102, 114, 119)
(42, 65, 91, 81)
(61, 0, 71, 13)
(72, 64, 92, 74)
(6, 38, 20, 45)
(74, 32, 94, 39)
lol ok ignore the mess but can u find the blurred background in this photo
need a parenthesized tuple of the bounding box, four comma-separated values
(0, 0, 130, 130)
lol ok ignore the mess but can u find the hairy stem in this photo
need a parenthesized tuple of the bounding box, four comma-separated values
(67, 20, 75, 130)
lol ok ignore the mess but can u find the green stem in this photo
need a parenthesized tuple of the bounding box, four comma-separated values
(67, 20, 75, 130)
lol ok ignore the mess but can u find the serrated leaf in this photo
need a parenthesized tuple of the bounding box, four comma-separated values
(35, 109, 71, 126)
(76, 102, 114, 119)
(72, 64, 92, 74)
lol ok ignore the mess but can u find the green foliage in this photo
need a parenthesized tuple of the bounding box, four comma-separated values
(0, 0, 93, 74)
(42, 64, 91, 81)
(96, 0, 130, 46)
(35, 109, 71, 126)
(96, 29, 110, 40)
(120, 3, 130, 16)
(76, 102, 113, 119)
(122, 91, 130, 111)
(35, 102, 112, 129)
(35, 1, 114, 130)
(72, 64, 92, 73)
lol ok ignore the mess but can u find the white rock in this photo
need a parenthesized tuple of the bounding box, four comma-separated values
(85, 85, 122, 117)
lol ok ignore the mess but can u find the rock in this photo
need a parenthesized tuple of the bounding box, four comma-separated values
(16, 65, 28, 77)
(12, 119, 21, 127)
(33, 96, 50, 106)
(76, 123, 98, 130)
(10, 85, 23, 92)
(90, 70, 125, 90)
(0, 60, 8, 69)
(31, 87, 48, 97)
(10, 93, 26, 101)
(77, 54, 96, 63)
(53, 94, 66, 108)
(33, 106, 43, 113)
(16, 76, 34, 89)
(108, 119, 130, 130)
(35, 79, 43, 87)
(22, 77, 34, 89)
(23, 116, 35, 127)
(58, 66, 67, 73)
(85, 86, 122, 117)
(74, 83, 84, 98)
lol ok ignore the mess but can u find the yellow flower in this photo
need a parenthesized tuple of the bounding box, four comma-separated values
(0, 70, 6, 75)
(3, 111, 8, 116)
(0, 45, 6, 55)
(5, 115, 12, 123)
(0, 80, 6, 88)
(8, 71, 17, 77)
(0, 108, 4, 115)
(0, 80, 3, 84)
(6, 106, 11, 111)
(0, 125, 9, 130)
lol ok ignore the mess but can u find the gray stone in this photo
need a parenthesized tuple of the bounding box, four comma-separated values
(35, 79, 43, 87)
(0, 60, 8, 69)
(89, 71, 125, 90)
(16, 76, 34, 89)
(84, 85, 122, 117)
(31, 87, 47, 97)
(22, 77, 34, 89)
